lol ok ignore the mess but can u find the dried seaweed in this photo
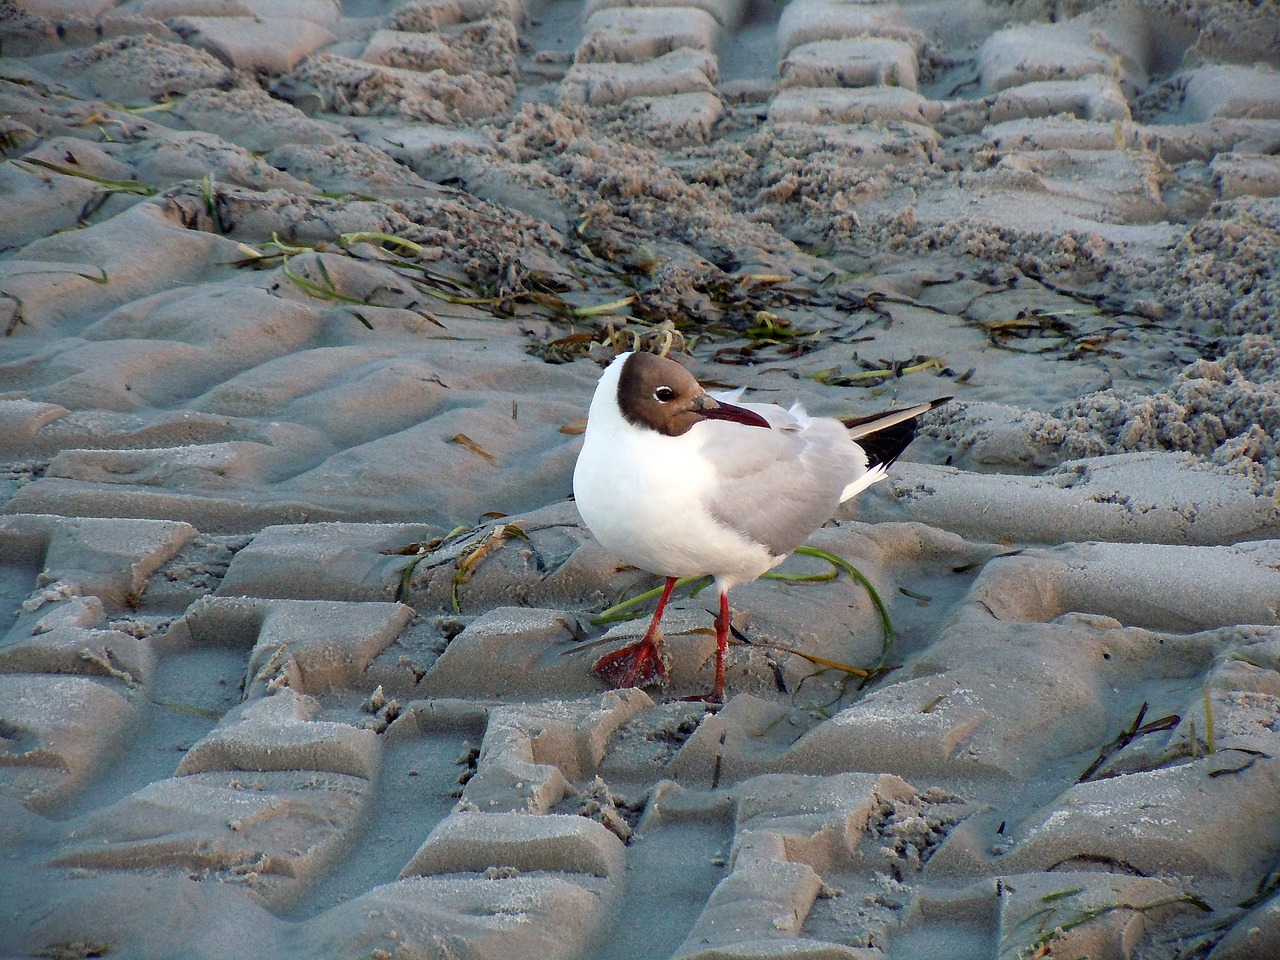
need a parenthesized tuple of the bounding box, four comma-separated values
(1078, 701, 1180, 782)
(15, 156, 156, 196)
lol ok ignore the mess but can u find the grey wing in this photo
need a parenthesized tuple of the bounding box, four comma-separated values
(697, 417, 867, 557)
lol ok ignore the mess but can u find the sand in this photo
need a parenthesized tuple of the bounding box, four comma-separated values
(1, 0, 1279, 957)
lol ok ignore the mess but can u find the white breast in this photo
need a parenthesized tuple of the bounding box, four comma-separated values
(573, 363, 778, 589)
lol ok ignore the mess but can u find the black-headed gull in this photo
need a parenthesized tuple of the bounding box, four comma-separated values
(573, 350, 950, 701)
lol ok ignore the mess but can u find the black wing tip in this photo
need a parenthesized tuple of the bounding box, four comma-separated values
(860, 423, 917, 470)
(856, 397, 953, 470)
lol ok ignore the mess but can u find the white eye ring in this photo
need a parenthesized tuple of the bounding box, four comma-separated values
(653, 386, 675, 403)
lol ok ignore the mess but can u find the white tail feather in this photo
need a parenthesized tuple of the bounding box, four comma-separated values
(839, 462, 888, 502)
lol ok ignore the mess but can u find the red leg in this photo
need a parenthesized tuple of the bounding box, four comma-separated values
(592, 576, 677, 689)
(681, 589, 730, 704)
(712, 590, 729, 702)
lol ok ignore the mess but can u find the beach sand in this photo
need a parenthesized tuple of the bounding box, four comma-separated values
(1, 0, 1279, 957)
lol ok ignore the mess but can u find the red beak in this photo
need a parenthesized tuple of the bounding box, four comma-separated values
(695, 395, 771, 429)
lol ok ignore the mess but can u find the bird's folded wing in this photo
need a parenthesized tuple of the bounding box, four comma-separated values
(696, 419, 867, 557)
(843, 398, 950, 439)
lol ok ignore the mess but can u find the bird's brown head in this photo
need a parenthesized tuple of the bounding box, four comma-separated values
(616, 352, 770, 437)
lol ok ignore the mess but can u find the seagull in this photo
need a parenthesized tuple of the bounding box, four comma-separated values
(573, 350, 950, 702)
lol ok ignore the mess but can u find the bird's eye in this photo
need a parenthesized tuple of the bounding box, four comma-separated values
(653, 386, 676, 403)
